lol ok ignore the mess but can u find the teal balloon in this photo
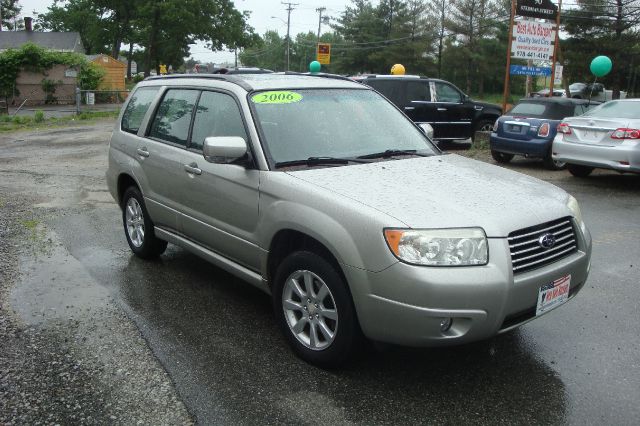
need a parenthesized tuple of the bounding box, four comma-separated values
(309, 61, 321, 73)
(590, 56, 612, 77)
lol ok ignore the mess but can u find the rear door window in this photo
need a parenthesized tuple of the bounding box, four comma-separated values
(190, 91, 247, 151)
(434, 82, 462, 103)
(405, 81, 431, 103)
(121, 87, 159, 134)
(148, 89, 199, 146)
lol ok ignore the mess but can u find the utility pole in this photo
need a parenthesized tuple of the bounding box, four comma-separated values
(282, 2, 298, 71)
(316, 7, 326, 41)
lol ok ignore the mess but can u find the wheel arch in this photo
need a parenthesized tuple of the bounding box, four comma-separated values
(117, 173, 141, 208)
(266, 229, 349, 290)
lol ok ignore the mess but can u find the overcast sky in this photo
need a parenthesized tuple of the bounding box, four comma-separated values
(18, 0, 359, 65)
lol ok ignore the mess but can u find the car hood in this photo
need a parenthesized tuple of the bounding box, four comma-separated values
(286, 154, 570, 237)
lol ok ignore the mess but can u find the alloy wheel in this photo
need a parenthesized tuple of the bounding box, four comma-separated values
(282, 270, 339, 351)
(125, 197, 145, 247)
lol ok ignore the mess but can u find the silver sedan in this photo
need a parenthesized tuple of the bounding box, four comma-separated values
(552, 99, 640, 176)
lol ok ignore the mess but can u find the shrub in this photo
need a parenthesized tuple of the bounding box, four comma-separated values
(34, 110, 45, 122)
(12, 115, 32, 124)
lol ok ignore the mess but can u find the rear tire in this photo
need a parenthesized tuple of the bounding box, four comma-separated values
(491, 150, 514, 164)
(567, 164, 594, 177)
(273, 251, 363, 367)
(122, 187, 168, 259)
(543, 151, 567, 170)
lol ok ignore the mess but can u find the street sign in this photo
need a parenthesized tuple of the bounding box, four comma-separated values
(510, 65, 552, 76)
(554, 64, 563, 84)
(511, 19, 555, 60)
(316, 43, 331, 65)
(159, 64, 168, 75)
(516, 0, 558, 20)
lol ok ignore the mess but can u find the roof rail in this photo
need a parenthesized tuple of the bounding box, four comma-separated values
(144, 73, 253, 91)
(283, 71, 354, 83)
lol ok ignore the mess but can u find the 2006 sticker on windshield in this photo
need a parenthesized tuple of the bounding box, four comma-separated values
(251, 91, 303, 104)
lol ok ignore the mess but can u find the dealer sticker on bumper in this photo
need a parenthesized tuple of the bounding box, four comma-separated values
(536, 274, 571, 316)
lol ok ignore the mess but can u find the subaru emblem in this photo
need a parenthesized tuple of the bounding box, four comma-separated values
(538, 233, 556, 249)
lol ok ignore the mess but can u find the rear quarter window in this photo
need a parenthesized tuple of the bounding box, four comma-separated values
(121, 87, 160, 134)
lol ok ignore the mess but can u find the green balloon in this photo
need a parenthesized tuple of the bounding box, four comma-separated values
(590, 56, 612, 77)
(309, 61, 321, 73)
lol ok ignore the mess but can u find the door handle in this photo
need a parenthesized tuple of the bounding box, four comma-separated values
(184, 163, 202, 175)
(404, 106, 415, 111)
(136, 147, 150, 157)
(437, 108, 447, 111)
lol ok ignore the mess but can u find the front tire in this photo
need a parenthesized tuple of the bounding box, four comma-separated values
(122, 187, 168, 259)
(567, 164, 594, 177)
(491, 150, 514, 164)
(273, 251, 363, 367)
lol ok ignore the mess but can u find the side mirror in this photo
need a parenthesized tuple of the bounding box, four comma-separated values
(418, 123, 434, 139)
(203, 136, 247, 164)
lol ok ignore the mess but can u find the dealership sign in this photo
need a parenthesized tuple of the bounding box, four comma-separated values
(511, 19, 555, 60)
(510, 65, 552, 76)
(517, 0, 558, 20)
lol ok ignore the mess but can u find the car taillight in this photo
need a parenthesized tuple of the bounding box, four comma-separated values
(557, 122, 571, 135)
(538, 122, 550, 137)
(611, 128, 640, 140)
(492, 119, 499, 132)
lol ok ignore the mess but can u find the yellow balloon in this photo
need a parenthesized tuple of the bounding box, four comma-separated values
(390, 64, 405, 75)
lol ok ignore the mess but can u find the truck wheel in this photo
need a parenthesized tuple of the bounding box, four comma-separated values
(273, 251, 363, 367)
(567, 164, 594, 177)
(122, 187, 168, 259)
(491, 150, 514, 164)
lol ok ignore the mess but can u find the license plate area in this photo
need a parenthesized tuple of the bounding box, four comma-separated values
(536, 274, 571, 316)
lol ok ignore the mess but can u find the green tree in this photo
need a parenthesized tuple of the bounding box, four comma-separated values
(563, 0, 640, 97)
(37, 0, 110, 54)
(1, 0, 22, 31)
(446, 0, 500, 94)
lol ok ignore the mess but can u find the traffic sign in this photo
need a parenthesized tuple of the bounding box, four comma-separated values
(316, 43, 331, 65)
(510, 65, 552, 76)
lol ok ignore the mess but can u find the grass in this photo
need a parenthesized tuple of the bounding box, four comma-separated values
(0, 110, 118, 132)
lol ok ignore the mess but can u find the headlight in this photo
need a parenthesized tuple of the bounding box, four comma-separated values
(384, 228, 488, 266)
(567, 195, 585, 232)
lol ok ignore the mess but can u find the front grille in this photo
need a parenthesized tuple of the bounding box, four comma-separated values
(508, 217, 577, 273)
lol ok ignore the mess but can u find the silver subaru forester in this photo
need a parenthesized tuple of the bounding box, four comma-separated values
(107, 73, 592, 366)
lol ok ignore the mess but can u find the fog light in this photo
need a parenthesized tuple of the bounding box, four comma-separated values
(440, 317, 453, 332)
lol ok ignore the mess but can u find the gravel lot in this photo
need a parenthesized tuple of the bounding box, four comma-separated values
(1, 121, 639, 424)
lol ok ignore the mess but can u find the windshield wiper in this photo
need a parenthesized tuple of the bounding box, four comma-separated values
(274, 156, 370, 169)
(356, 149, 431, 160)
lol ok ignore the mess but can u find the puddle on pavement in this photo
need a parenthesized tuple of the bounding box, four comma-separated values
(11, 229, 111, 325)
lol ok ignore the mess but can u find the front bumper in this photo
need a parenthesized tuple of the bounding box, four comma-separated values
(490, 132, 551, 157)
(346, 225, 592, 347)
(553, 136, 640, 173)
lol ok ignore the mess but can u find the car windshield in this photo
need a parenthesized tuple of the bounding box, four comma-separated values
(569, 83, 586, 91)
(508, 102, 574, 119)
(582, 100, 640, 119)
(249, 88, 437, 165)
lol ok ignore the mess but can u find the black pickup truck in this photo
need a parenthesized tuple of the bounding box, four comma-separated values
(359, 75, 502, 141)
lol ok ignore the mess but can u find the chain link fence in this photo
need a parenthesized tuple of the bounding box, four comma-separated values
(76, 89, 130, 114)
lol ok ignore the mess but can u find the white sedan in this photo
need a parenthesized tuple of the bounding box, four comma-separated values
(552, 99, 640, 176)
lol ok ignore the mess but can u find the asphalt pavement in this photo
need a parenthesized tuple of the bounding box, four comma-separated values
(0, 121, 638, 424)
